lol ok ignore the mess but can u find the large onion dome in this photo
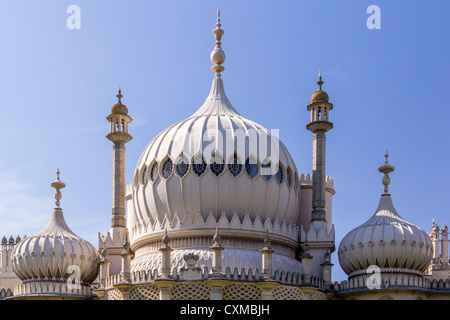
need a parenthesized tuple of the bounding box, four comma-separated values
(338, 154, 433, 276)
(11, 171, 99, 299)
(127, 11, 303, 275)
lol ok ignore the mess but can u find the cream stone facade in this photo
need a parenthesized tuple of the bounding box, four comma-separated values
(0, 10, 449, 301)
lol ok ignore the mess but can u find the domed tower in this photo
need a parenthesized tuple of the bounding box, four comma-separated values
(106, 86, 133, 229)
(101, 87, 133, 276)
(337, 153, 433, 298)
(9, 170, 99, 299)
(307, 71, 333, 224)
(126, 10, 303, 275)
(299, 72, 335, 282)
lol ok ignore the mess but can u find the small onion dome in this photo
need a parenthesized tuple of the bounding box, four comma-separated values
(8, 236, 14, 245)
(15, 235, 21, 243)
(111, 86, 128, 115)
(311, 90, 329, 103)
(338, 153, 433, 275)
(11, 171, 99, 284)
(311, 71, 329, 103)
(1, 236, 7, 245)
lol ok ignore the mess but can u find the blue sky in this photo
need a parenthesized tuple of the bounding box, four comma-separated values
(0, 0, 448, 282)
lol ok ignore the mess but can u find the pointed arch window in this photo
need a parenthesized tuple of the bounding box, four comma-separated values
(227, 154, 242, 177)
(193, 154, 207, 176)
(276, 164, 284, 184)
(245, 158, 258, 179)
(261, 161, 272, 181)
(162, 158, 173, 179)
(210, 154, 224, 177)
(286, 167, 293, 187)
(142, 166, 148, 184)
(150, 162, 159, 182)
(175, 155, 190, 178)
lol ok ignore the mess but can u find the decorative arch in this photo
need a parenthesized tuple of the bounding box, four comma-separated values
(245, 155, 258, 179)
(209, 153, 225, 177)
(174, 154, 190, 178)
(150, 161, 159, 182)
(192, 153, 207, 177)
(227, 153, 243, 178)
(161, 157, 173, 179)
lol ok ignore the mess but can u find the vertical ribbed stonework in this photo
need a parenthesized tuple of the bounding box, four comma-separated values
(106, 86, 133, 228)
(306, 72, 333, 222)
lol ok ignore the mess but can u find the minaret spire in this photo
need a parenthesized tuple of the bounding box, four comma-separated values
(117, 84, 123, 104)
(318, 70, 323, 90)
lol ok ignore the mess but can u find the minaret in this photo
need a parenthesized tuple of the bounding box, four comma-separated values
(102, 86, 133, 275)
(106, 86, 133, 229)
(306, 71, 333, 223)
(302, 72, 335, 280)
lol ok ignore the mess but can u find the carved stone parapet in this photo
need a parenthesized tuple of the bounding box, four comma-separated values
(306, 120, 333, 133)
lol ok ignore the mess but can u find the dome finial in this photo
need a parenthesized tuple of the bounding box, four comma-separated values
(50, 168, 66, 208)
(318, 70, 323, 90)
(210, 8, 225, 77)
(310, 71, 329, 103)
(116, 84, 123, 104)
(378, 151, 395, 196)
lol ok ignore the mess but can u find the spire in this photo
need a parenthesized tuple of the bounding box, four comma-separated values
(210, 8, 225, 77)
(50, 168, 66, 208)
(117, 84, 123, 104)
(317, 70, 323, 91)
(378, 150, 395, 196)
(110, 84, 128, 115)
(190, 9, 241, 118)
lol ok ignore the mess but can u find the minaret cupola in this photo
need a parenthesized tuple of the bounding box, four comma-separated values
(307, 71, 333, 134)
(107, 86, 133, 145)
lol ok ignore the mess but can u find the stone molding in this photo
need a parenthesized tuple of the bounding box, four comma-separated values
(12, 279, 94, 299)
(130, 211, 300, 252)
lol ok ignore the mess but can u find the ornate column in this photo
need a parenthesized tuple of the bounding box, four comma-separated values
(430, 220, 440, 262)
(260, 230, 274, 279)
(441, 224, 448, 265)
(120, 232, 133, 282)
(300, 242, 313, 284)
(98, 248, 111, 288)
(159, 230, 173, 279)
(210, 228, 224, 277)
(320, 249, 333, 289)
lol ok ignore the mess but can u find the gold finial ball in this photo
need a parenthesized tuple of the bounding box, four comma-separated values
(210, 48, 225, 65)
(382, 174, 391, 187)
